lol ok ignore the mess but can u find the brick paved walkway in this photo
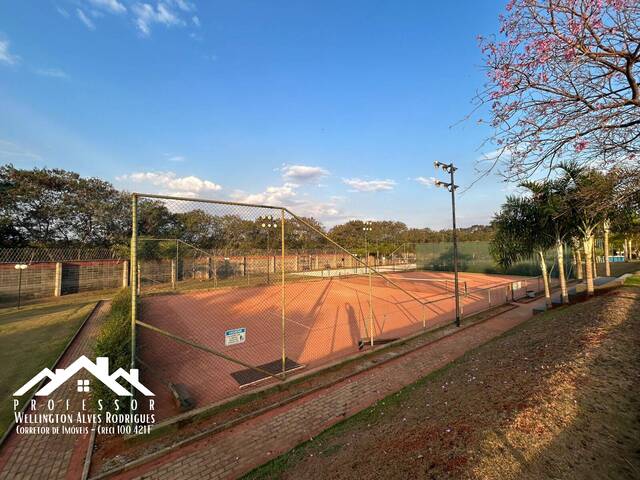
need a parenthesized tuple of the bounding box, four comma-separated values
(105, 298, 544, 480)
(0, 300, 110, 480)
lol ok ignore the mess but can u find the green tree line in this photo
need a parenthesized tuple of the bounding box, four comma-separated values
(0, 165, 493, 253)
(491, 163, 640, 307)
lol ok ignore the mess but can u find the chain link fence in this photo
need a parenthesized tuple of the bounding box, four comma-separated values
(0, 247, 127, 305)
(128, 194, 548, 421)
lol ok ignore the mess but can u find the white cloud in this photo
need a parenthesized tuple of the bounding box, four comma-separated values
(234, 183, 299, 205)
(166, 155, 185, 162)
(69, 0, 197, 36)
(117, 171, 222, 195)
(170, 0, 196, 11)
(477, 147, 513, 162)
(414, 176, 436, 187)
(77, 8, 96, 29)
(342, 178, 396, 192)
(87, 0, 127, 14)
(34, 68, 69, 79)
(231, 183, 347, 224)
(281, 164, 329, 183)
(0, 39, 20, 66)
(132, 2, 184, 36)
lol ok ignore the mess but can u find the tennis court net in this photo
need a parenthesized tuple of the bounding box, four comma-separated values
(335, 273, 468, 296)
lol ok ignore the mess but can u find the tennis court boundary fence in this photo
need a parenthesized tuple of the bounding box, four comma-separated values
(129, 193, 545, 418)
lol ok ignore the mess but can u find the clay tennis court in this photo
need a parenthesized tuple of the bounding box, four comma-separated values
(137, 271, 541, 420)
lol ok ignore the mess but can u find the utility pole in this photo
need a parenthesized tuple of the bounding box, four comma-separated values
(434, 161, 461, 327)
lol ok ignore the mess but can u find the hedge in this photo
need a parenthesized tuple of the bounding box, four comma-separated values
(92, 288, 133, 414)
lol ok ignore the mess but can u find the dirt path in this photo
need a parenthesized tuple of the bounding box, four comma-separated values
(245, 288, 640, 480)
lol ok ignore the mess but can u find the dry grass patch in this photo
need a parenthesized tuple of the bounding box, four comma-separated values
(245, 288, 640, 480)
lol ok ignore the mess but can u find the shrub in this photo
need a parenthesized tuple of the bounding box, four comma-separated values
(216, 259, 236, 279)
(93, 288, 132, 414)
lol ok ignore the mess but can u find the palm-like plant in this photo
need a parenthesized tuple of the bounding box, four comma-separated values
(520, 179, 577, 304)
(556, 163, 617, 295)
(490, 195, 555, 308)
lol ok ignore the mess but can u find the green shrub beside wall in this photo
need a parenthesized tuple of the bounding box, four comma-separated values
(93, 288, 132, 414)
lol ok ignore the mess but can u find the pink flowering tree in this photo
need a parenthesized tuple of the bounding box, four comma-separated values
(477, 0, 640, 179)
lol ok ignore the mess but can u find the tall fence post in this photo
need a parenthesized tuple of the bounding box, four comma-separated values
(54, 262, 62, 297)
(171, 259, 176, 289)
(130, 194, 138, 374)
(281, 209, 286, 377)
(122, 260, 129, 287)
(175, 239, 179, 283)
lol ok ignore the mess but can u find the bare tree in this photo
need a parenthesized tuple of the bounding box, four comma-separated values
(477, 0, 640, 179)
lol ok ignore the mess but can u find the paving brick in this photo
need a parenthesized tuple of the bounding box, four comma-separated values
(104, 300, 541, 480)
(0, 301, 110, 480)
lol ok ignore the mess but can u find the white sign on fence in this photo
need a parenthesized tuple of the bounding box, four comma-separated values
(225, 328, 246, 346)
(512, 281, 522, 290)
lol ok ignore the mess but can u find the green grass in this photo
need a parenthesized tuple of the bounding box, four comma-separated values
(0, 298, 98, 438)
(93, 289, 132, 414)
(624, 274, 640, 286)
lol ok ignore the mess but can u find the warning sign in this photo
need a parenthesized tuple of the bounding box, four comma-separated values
(225, 328, 246, 346)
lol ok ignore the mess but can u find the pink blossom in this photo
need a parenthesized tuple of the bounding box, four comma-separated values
(574, 140, 589, 152)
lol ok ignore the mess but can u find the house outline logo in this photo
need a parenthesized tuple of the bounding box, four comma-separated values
(13, 356, 154, 397)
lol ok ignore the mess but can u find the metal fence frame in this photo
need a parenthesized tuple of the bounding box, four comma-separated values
(129, 192, 547, 418)
(130, 193, 430, 380)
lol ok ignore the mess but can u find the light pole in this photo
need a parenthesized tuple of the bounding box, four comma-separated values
(433, 161, 461, 327)
(362, 221, 373, 273)
(259, 215, 278, 284)
(363, 221, 373, 346)
(14, 264, 28, 309)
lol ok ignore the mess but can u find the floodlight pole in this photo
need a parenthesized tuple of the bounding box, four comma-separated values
(260, 216, 278, 284)
(130, 194, 138, 373)
(434, 162, 461, 327)
(363, 221, 373, 346)
(14, 264, 28, 309)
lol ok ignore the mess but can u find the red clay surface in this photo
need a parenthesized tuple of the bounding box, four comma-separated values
(137, 271, 541, 420)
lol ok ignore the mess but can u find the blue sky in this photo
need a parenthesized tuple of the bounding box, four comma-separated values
(0, 0, 513, 228)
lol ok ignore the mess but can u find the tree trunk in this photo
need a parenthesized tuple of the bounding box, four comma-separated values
(538, 250, 552, 309)
(575, 247, 583, 280)
(603, 222, 611, 277)
(583, 236, 595, 295)
(556, 241, 568, 304)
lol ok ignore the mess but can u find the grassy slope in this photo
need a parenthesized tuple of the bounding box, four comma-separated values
(0, 299, 98, 437)
(624, 274, 640, 286)
(245, 287, 640, 480)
